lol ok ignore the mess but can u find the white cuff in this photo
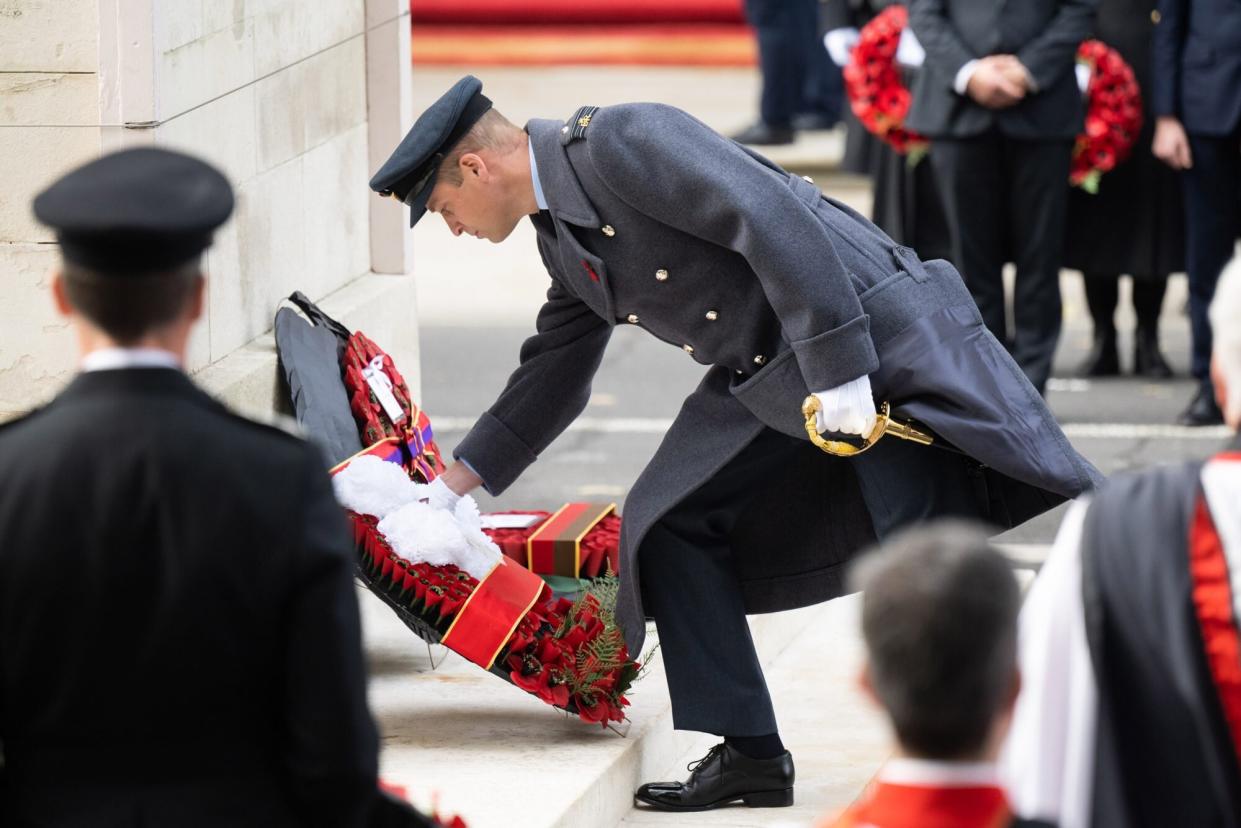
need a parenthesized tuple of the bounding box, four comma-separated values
(824, 27, 860, 67)
(896, 28, 925, 68)
(1075, 62, 1090, 95)
(954, 59, 979, 95)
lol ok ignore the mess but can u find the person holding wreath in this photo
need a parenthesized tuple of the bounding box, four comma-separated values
(1067, 0, 1184, 381)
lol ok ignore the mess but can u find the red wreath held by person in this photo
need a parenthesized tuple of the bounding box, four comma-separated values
(843, 7, 1142, 192)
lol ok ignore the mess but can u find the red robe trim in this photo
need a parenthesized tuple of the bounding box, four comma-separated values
(826, 781, 1013, 828)
(1189, 457, 1241, 767)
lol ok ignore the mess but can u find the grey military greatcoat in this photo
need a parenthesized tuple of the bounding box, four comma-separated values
(454, 103, 1102, 653)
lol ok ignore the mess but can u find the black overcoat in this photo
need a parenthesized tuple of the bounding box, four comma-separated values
(0, 368, 380, 827)
(1064, 0, 1185, 278)
(453, 103, 1103, 652)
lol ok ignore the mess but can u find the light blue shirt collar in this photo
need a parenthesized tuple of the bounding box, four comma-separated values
(528, 138, 548, 211)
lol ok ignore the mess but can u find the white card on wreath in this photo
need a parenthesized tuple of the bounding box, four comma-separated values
(480, 513, 545, 530)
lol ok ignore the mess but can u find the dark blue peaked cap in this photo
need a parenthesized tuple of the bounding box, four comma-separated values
(369, 75, 493, 227)
(32, 147, 233, 275)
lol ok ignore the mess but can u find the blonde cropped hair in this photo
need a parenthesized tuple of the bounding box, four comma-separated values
(437, 109, 525, 187)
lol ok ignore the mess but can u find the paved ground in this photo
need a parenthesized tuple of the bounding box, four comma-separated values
(387, 65, 1232, 826)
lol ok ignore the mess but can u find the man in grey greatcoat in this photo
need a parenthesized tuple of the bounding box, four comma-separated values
(370, 76, 1101, 813)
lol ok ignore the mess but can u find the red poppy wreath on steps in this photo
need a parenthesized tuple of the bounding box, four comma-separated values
(332, 442, 642, 727)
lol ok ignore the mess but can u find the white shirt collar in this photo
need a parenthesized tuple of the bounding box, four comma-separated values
(81, 347, 183, 373)
(528, 138, 548, 211)
(879, 758, 1000, 788)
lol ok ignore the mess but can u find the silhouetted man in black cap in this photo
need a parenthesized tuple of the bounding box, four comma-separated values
(0, 147, 389, 827)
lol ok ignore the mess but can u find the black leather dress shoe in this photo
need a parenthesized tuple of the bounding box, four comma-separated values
(730, 121, 795, 146)
(1178, 386, 1225, 426)
(634, 743, 794, 812)
(1134, 329, 1173, 379)
(1078, 331, 1120, 377)
(792, 112, 839, 131)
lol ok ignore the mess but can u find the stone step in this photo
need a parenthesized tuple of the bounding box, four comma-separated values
(362, 588, 829, 828)
(619, 595, 889, 828)
(366, 544, 1051, 827)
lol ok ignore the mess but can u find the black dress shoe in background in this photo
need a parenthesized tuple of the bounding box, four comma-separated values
(730, 121, 795, 146)
(1134, 329, 1173, 379)
(1178, 385, 1225, 426)
(792, 112, 839, 131)
(1078, 330, 1120, 377)
(634, 742, 794, 812)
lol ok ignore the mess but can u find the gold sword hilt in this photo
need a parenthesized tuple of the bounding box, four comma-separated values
(801, 397, 935, 457)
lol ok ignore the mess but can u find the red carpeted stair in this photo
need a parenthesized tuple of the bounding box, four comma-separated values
(411, 0, 756, 67)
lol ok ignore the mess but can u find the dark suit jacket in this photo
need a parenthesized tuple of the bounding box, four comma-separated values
(907, 0, 1098, 139)
(1151, 0, 1241, 135)
(0, 368, 380, 827)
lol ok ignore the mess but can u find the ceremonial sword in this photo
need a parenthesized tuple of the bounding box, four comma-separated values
(801, 396, 937, 457)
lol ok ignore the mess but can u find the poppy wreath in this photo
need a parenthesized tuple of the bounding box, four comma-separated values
(348, 510, 641, 727)
(341, 331, 448, 480)
(484, 510, 622, 579)
(845, 11, 1142, 192)
(1071, 39, 1143, 194)
(843, 5, 929, 161)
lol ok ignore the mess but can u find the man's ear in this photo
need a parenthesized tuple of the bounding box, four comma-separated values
(857, 661, 879, 706)
(51, 271, 73, 317)
(459, 153, 488, 181)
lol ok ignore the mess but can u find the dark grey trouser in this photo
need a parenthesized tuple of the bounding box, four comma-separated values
(929, 133, 1073, 395)
(1184, 126, 1241, 385)
(639, 426, 989, 737)
(743, 0, 842, 128)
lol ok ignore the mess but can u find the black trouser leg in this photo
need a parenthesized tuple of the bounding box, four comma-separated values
(929, 135, 1009, 344)
(1132, 279, 1167, 335)
(638, 429, 803, 737)
(798, 0, 842, 120)
(851, 433, 992, 537)
(1183, 130, 1241, 385)
(1079, 273, 1121, 376)
(1083, 274, 1120, 337)
(744, 0, 805, 128)
(1005, 138, 1073, 395)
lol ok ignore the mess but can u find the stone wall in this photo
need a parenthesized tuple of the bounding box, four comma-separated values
(1, 0, 101, 419)
(0, 0, 417, 423)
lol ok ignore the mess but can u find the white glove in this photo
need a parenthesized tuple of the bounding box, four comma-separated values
(813, 375, 878, 437)
(423, 477, 462, 511)
(824, 27, 860, 67)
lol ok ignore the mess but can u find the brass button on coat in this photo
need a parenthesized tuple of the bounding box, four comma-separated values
(705, 310, 719, 321)
(753, 355, 766, 366)
(627, 314, 640, 324)
(1151, 9, 1160, 22)
(655, 269, 669, 281)
(601, 225, 616, 237)
(683, 344, 695, 355)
